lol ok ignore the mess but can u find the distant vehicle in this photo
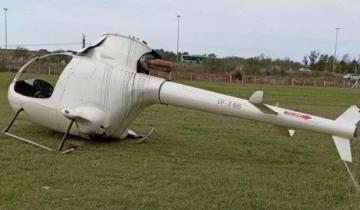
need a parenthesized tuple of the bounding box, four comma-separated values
(181, 55, 207, 64)
(343, 74, 360, 80)
(298, 67, 312, 73)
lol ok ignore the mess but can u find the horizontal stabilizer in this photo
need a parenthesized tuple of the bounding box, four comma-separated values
(332, 136, 352, 162)
(336, 105, 360, 125)
(249, 91, 277, 115)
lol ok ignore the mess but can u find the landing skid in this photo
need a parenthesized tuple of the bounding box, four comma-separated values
(126, 128, 155, 144)
(2, 108, 75, 153)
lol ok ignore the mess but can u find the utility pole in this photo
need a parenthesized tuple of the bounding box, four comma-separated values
(82, 33, 86, 48)
(3, 8, 9, 72)
(3, 8, 8, 50)
(176, 15, 181, 63)
(333, 27, 340, 72)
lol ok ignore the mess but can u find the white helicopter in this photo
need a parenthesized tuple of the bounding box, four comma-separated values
(2, 34, 360, 169)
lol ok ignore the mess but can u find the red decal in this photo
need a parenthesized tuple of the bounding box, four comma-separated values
(284, 111, 311, 120)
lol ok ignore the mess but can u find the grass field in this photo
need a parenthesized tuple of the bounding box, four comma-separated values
(1, 72, 360, 209)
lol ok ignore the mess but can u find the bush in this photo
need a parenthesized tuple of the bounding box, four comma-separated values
(231, 70, 242, 80)
(0, 59, 6, 72)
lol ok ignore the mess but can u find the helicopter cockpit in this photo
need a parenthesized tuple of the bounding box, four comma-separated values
(12, 52, 73, 99)
(14, 79, 53, 98)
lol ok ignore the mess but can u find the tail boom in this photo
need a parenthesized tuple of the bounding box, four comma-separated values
(159, 82, 357, 139)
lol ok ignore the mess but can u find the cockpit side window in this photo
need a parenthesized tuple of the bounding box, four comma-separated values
(14, 53, 72, 99)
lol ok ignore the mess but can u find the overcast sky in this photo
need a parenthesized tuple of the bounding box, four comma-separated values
(0, 0, 359, 61)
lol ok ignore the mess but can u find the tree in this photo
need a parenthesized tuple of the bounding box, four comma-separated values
(303, 56, 308, 67)
(316, 54, 330, 71)
(38, 49, 50, 54)
(208, 53, 216, 58)
(342, 54, 351, 64)
(309, 51, 319, 65)
(336, 60, 348, 73)
(13, 47, 29, 58)
(155, 49, 177, 62)
(350, 60, 359, 73)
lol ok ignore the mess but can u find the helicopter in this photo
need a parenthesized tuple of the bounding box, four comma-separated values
(2, 34, 359, 168)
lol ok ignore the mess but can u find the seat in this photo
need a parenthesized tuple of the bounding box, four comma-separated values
(14, 79, 54, 98)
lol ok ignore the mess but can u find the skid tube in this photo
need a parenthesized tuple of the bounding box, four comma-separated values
(2, 108, 75, 153)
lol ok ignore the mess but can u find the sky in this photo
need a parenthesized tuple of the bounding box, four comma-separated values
(0, 0, 359, 61)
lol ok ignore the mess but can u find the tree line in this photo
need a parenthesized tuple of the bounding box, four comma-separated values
(303, 51, 360, 73)
(1, 47, 359, 76)
(156, 49, 360, 75)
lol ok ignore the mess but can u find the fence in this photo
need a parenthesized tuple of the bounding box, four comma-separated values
(4, 63, 359, 89)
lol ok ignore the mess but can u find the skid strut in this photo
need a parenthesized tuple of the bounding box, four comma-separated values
(4, 108, 24, 133)
(2, 108, 75, 153)
(57, 120, 75, 151)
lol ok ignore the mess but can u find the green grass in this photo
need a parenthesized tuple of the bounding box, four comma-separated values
(1, 72, 360, 209)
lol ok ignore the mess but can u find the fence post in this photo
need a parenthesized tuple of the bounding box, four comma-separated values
(169, 72, 172, 81)
(254, 77, 257, 84)
(314, 80, 316, 87)
(323, 81, 326, 87)
(291, 78, 294, 86)
(303, 80, 305, 86)
(229, 75, 232, 84)
(190, 74, 193, 81)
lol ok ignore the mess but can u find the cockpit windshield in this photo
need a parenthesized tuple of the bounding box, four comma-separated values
(13, 53, 72, 99)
